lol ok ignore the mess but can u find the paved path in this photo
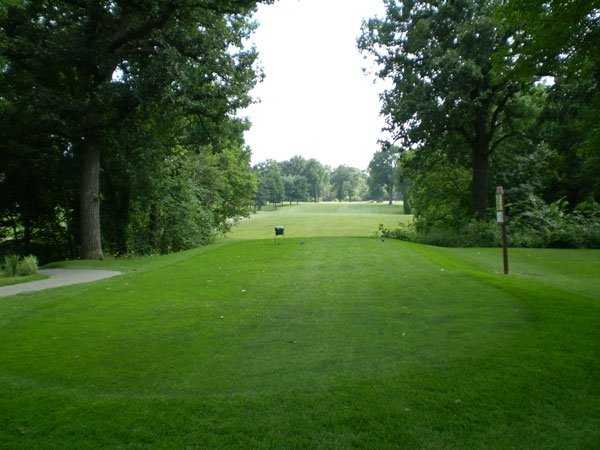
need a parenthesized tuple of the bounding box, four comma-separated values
(0, 269, 121, 298)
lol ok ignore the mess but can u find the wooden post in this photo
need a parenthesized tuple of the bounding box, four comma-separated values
(496, 186, 509, 275)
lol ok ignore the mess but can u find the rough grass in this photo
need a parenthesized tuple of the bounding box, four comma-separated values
(1, 203, 599, 449)
(0, 273, 47, 287)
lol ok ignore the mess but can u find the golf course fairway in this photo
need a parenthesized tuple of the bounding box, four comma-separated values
(1, 203, 599, 449)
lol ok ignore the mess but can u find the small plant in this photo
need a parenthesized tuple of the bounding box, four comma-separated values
(17, 255, 39, 276)
(3, 254, 20, 277)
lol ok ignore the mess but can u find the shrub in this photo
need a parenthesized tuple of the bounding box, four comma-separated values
(380, 195, 600, 249)
(409, 164, 472, 233)
(509, 195, 600, 248)
(17, 255, 39, 276)
(379, 220, 500, 247)
(378, 223, 418, 241)
(3, 254, 19, 277)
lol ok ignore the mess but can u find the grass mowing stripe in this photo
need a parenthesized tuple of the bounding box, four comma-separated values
(1, 203, 599, 449)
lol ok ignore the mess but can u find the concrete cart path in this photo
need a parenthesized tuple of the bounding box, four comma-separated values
(0, 269, 121, 298)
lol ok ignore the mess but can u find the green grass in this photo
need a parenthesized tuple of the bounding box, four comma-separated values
(229, 202, 410, 240)
(0, 273, 47, 287)
(1, 203, 599, 449)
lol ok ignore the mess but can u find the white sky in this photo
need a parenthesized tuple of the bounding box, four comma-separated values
(242, 0, 388, 170)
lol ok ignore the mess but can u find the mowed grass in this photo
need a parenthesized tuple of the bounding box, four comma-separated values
(228, 202, 410, 239)
(1, 204, 600, 449)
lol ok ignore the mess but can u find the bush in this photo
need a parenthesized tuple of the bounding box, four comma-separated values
(509, 195, 600, 248)
(379, 221, 500, 247)
(17, 255, 39, 276)
(380, 196, 600, 249)
(409, 164, 472, 233)
(3, 254, 19, 277)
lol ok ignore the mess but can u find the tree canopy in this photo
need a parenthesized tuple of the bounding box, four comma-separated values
(1, 0, 271, 259)
(368, 150, 396, 204)
(360, 0, 600, 247)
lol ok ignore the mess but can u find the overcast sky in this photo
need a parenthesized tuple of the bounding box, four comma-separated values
(242, 0, 387, 170)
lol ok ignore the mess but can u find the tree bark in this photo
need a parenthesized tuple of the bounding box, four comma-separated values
(472, 142, 490, 219)
(80, 142, 104, 259)
(402, 193, 411, 214)
(471, 107, 492, 219)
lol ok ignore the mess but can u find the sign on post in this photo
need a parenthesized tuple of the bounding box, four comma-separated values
(274, 226, 284, 245)
(496, 188, 504, 224)
(496, 186, 509, 275)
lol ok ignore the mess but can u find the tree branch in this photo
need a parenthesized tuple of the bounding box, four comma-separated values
(489, 131, 529, 154)
(108, 1, 179, 54)
(489, 89, 515, 140)
(449, 125, 474, 145)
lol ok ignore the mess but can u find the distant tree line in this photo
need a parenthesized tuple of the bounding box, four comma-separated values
(360, 0, 600, 247)
(253, 157, 371, 208)
(0, 0, 272, 261)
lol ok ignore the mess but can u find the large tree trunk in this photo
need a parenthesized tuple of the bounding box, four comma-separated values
(399, 183, 411, 214)
(472, 108, 491, 219)
(80, 142, 103, 259)
(388, 184, 394, 205)
(472, 142, 490, 219)
(402, 195, 411, 214)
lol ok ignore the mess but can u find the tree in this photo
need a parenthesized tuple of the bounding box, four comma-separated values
(255, 160, 284, 207)
(1, 0, 270, 259)
(280, 155, 307, 178)
(280, 156, 310, 203)
(368, 150, 396, 204)
(359, 0, 535, 218)
(500, 0, 600, 206)
(303, 159, 328, 202)
(367, 181, 385, 202)
(501, 0, 600, 77)
(293, 176, 310, 203)
(395, 151, 414, 214)
(283, 174, 309, 204)
(330, 166, 366, 202)
(283, 175, 297, 204)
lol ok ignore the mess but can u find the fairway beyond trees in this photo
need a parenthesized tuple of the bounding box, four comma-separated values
(1, 204, 599, 449)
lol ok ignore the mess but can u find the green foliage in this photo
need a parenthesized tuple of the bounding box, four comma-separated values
(509, 196, 600, 248)
(198, 145, 257, 231)
(367, 149, 396, 203)
(303, 159, 329, 202)
(382, 196, 600, 249)
(361, 1, 600, 246)
(395, 151, 413, 214)
(409, 160, 472, 232)
(2, 254, 38, 276)
(380, 221, 500, 248)
(254, 160, 285, 208)
(16, 255, 38, 276)
(2, 254, 19, 277)
(500, 0, 600, 77)
(0, 0, 270, 260)
(330, 166, 367, 201)
(254, 157, 370, 206)
(360, 0, 535, 217)
(536, 76, 600, 204)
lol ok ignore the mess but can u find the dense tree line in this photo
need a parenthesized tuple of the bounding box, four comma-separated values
(360, 0, 600, 247)
(0, 0, 271, 261)
(254, 156, 369, 207)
